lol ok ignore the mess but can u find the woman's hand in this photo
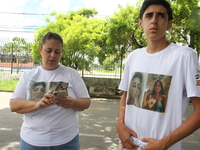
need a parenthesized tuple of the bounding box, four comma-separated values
(55, 96, 75, 109)
(36, 93, 53, 109)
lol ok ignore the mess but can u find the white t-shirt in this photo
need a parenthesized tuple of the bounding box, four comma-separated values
(11, 65, 90, 146)
(119, 43, 200, 150)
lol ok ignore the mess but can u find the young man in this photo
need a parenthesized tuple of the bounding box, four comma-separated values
(116, 0, 200, 150)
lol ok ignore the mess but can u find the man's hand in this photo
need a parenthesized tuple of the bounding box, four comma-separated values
(141, 138, 166, 150)
(116, 123, 138, 149)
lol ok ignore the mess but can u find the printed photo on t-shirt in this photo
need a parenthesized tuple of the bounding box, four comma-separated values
(49, 82, 68, 94)
(28, 81, 48, 101)
(27, 80, 68, 101)
(127, 72, 172, 113)
(127, 72, 144, 107)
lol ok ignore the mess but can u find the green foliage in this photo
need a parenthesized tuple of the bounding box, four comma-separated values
(103, 2, 145, 76)
(168, 0, 200, 53)
(2, 37, 31, 54)
(21, 1, 200, 71)
(103, 57, 115, 71)
(106, 3, 146, 58)
(68, 8, 98, 19)
(0, 80, 18, 91)
(62, 15, 103, 70)
(31, 8, 104, 70)
(2, 37, 32, 64)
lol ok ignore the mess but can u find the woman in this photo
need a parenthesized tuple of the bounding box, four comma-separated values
(10, 32, 91, 150)
(143, 80, 166, 112)
(127, 72, 143, 107)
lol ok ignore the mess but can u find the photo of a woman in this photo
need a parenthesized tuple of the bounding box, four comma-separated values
(55, 84, 64, 91)
(143, 80, 166, 112)
(30, 82, 46, 101)
(127, 72, 143, 107)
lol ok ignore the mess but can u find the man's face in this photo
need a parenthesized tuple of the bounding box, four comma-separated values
(138, 5, 172, 41)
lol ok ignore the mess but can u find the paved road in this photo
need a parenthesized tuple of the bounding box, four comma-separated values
(0, 92, 199, 150)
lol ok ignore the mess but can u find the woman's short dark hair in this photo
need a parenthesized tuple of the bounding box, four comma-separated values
(32, 82, 46, 88)
(42, 32, 63, 47)
(139, 0, 173, 20)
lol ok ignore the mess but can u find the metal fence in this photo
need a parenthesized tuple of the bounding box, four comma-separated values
(0, 37, 125, 80)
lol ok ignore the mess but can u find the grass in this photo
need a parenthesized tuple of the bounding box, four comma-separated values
(0, 80, 18, 91)
(0, 69, 123, 91)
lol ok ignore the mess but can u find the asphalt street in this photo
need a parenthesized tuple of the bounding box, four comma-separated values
(0, 92, 200, 150)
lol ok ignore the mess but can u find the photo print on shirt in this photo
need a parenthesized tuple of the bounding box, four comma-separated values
(127, 72, 172, 113)
(28, 80, 69, 101)
(28, 80, 48, 101)
(49, 82, 69, 94)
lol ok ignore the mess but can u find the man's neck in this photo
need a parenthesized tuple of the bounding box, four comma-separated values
(146, 40, 170, 54)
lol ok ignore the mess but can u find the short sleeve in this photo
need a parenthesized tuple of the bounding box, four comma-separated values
(11, 71, 29, 99)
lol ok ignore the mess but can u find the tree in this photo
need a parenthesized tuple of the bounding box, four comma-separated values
(32, 8, 105, 71)
(2, 37, 31, 63)
(107, 0, 200, 57)
(103, 56, 115, 71)
(31, 1, 200, 76)
(61, 15, 104, 70)
(105, 2, 145, 78)
(68, 8, 98, 19)
(168, 0, 200, 54)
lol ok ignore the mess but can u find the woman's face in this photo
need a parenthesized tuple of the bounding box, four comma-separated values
(130, 77, 141, 101)
(31, 85, 45, 101)
(39, 39, 63, 70)
(57, 86, 63, 91)
(154, 81, 162, 93)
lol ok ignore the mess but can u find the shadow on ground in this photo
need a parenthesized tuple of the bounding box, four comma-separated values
(0, 108, 22, 150)
(0, 100, 199, 150)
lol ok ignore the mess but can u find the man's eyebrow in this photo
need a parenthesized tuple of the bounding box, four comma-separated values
(145, 12, 167, 16)
(157, 12, 166, 16)
(145, 12, 153, 16)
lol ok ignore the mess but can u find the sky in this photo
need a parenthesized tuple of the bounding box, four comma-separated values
(0, 0, 139, 39)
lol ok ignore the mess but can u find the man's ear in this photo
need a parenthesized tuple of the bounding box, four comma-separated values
(167, 20, 172, 30)
(138, 19, 143, 30)
(39, 46, 42, 54)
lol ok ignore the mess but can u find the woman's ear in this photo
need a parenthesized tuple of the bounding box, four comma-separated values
(138, 19, 143, 30)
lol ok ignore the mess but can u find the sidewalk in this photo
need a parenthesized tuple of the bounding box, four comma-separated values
(0, 92, 200, 150)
